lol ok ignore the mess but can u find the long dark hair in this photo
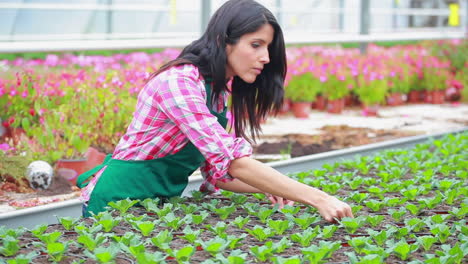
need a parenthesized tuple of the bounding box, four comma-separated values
(151, 0, 286, 143)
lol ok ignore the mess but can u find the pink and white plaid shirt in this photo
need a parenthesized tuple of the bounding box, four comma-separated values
(81, 64, 252, 201)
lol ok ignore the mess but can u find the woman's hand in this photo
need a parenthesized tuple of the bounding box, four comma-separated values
(265, 193, 294, 209)
(316, 195, 354, 223)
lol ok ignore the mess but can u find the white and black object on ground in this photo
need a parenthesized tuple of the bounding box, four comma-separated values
(26, 160, 53, 190)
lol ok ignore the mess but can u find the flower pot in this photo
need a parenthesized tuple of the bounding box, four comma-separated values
(312, 95, 327, 110)
(55, 158, 88, 186)
(423, 90, 433, 103)
(85, 147, 107, 171)
(361, 104, 379, 116)
(431, 90, 446, 104)
(407, 90, 423, 103)
(386, 93, 404, 106)
(326, 98, 344, 114)
(290, 102, 311, 118)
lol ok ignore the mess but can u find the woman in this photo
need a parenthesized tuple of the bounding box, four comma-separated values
(77, 0, 353, 222)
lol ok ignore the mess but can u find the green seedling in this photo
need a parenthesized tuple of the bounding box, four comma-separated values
(233, 216, 250, 229)
(56, 216, 79, 231)
(198, 237, 229, 257)
(320, 225, 338, 239)
(166, 246, 195, 263)
(149, 230, 173, 250)
(290, 226, 320, 247)
(213, 204, 237, 220)
(292, 213, 320, 230)
(107, 198, 139, 214)
(388, 239, 419, 261)
(301, 241, 340, 263)
(267, 219, 292, 235)
(339, 216, 366, 234)
(179, 226, 203, 244)
(416, 235, 438, 251)
(4, 252, 38, 264)
(191, 211, 210, 225)
(77, 232, 108, 251)
(205, 222, 229, 239)
(366, 215, 384, 227)
(0, 236, 20, 257)
(244, 225, 275, 242)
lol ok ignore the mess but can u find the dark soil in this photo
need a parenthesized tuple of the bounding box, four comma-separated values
(254, 125, 421, 157)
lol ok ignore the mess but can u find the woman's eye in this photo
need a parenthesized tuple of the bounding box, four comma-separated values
(251, 43, 260, 48)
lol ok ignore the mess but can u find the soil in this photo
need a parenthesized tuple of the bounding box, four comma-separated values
(254, 125, 421, 158)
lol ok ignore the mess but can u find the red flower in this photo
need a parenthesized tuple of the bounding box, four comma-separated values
(29, 108, 35, 116)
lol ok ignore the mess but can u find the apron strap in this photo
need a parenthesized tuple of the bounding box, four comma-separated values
(76, 154, 112, 188)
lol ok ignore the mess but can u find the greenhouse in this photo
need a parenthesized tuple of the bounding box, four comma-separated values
(0, 0, 467, 263)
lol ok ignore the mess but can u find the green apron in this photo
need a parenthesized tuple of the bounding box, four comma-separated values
(77, 81, 227, 217)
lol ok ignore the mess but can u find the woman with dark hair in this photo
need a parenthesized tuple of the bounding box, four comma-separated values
(77, 0, 353, 222)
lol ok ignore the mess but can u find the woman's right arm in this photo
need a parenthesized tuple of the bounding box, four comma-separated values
(228, 156, 353, 222)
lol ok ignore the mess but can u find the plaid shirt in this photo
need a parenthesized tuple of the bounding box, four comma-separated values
(81, 64, 252, 201)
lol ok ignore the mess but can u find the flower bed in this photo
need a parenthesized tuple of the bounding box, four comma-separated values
(1, 132, 466, 263)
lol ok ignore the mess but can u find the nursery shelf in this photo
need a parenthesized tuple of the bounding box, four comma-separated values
(1, 126, 466, 229)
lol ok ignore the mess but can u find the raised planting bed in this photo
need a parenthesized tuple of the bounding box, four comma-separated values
(0, 131, 466, 263)
(1, 128, 465, 230)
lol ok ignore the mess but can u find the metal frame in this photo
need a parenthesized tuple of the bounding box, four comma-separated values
(1, 127, 466, 229)
(0, 0, 466, 53)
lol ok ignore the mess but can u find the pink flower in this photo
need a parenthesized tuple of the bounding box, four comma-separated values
(0, 143, 13, 152)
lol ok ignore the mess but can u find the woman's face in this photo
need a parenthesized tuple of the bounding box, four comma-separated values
(225, 23, 274, 83)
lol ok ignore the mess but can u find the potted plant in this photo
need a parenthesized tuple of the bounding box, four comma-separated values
(422, 67, 450, 104)
(355, 73, 388, 116)
(323, 73, 353, 114)
(285, 73, 321, 118)
(386, 66, 411, 106)
(24, 94, 94, 185)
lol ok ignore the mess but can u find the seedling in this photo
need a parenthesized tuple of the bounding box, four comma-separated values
(301, 241, 340, 263)
(388, 239, 419, 261)
(244, 225, 275, 242)
(233, 216, 250, 229)
(416, 235, 438, 251)
(250, 243, 275, 262)
(213, 204, 237, 220)
(267, 219, 292, 235)
(56, 216, 79, 231)
(107, 198, 139, 214)
(292, 213, 320, 230)
(205, 222, 229, 239)
(290, 226, 320, 247)
(198, 237, 229, 257)
(366, 215, 384, 228)
(0, 236, 20, 257)
(166, 246, 195, 263)
(77, 232, 108, 251)
(339, 216, 366, 234)
(149, 230, 173, 250)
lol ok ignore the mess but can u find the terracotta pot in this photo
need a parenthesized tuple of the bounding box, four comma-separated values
(55, 158, 88, 186)
(407, 90, 422, 103)
(386, 93, 404, 106)
(312, 95, 327, 110)
(278, 99, 291, 115)
(423, 90, 433, 103)
(2, 127, 26, 144)
(361, 104, 379, 116)
(85, 147, 107, 171)
(290, 102, 311, 118)
(431, 90, 446, 104)
(344, 95, 354, 106)
(326, 98, 344, 114)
